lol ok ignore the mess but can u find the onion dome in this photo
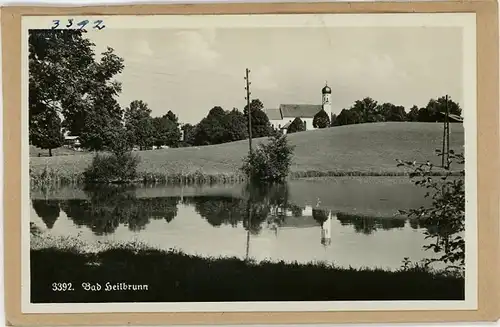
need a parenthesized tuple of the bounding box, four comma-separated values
(322, 83, 331, 94)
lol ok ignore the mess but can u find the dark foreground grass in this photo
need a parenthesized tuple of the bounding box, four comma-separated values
(31, 247, 464, 303)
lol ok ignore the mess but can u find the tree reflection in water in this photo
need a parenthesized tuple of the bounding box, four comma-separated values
(58, 185, 179, 235)
(32, 199, 60, 229)
(336, 213, 406, 235)
(31, 183, 430, 238)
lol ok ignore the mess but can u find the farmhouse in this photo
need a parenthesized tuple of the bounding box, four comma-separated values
(264, 83, 333, 133)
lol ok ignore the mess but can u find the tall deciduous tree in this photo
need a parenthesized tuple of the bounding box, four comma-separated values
(153, 114, 181, 148)
(420, 96, 462, 122)
(30, 108, 64, 156)
(335, 109, 362, 126)
(407, 105, 420, 122)
(181, 123, 195, 145)
(29, 29, 125, 152)
(243, 99, 272, 138)
(192, 106, 227, 146)
(222, 109, 248, 142)
(378, 103, 407, 122)
(165, 110, 179, 126)
(124, 100, 155, 150)
(350, 97, 380, 122)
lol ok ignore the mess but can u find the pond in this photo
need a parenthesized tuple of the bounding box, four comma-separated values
(30, 177, 438, 270)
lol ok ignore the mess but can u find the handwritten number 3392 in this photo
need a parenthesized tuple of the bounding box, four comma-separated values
(51, 19, 105, 30)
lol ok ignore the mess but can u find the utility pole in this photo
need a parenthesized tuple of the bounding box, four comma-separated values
(446, 95, 450, 168)
(441, 95, 450, 169)
(244, 68, 253, 154)
(244, 68, 253, 261)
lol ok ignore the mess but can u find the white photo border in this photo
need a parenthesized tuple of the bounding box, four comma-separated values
(21, 12, 477, 314)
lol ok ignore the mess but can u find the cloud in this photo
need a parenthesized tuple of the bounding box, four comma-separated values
(175, 29, 220, 68)
(335, 53, 408, 86)
(135, 39, 154, 57)
(251, 65, 278, 90)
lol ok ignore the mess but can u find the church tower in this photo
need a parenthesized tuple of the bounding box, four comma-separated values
(322, 82, 332, 120)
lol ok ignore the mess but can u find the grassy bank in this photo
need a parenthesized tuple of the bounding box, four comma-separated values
(31, 244, 464, 303)
(30, 123, 465, 188)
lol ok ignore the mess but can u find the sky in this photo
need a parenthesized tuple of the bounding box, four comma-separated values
(86, 26, 463, 124)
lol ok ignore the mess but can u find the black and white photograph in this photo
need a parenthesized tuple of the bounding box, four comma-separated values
(22, 12, 477, 312)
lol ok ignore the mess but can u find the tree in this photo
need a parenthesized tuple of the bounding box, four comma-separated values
(29, 30, 125, 152)
(350, 97, 380, 122)
(313, 109, 330, 128)
(241, 134, 295, 183)
(420, 96, 462, 122)
(165, 110, 179, 126)
(407, 105, 420, 122)
(78, 102, 125, 152)
(222, 109, 248, 142)
(244, 99, 272, 138)
(181, 123, 195, 145)
(397, 150, 465, 271)
(191, 106, 227, 146)
(379, 103, 407, 122)
(153, 115, 181, 148)
(30, 108, 64, 156)
(330, 114, 337, 127)
(124, 100, 155, 150)
(335, 109, 362, 126)
(287, 117, 306, 134)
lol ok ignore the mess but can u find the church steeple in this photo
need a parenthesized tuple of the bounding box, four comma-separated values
(322, 81, 332, 94)
(322, 82, 332, 120)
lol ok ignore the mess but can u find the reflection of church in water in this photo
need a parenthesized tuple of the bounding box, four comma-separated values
(267, 205, 333, 247)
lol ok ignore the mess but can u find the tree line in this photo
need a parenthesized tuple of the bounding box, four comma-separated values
(29, 29, 463, 156)
(332, 96, 462, 127)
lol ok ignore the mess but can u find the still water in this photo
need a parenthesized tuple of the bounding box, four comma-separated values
(30, 177, 437, 270)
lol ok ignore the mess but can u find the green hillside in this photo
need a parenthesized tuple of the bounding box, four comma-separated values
(30, 122, 465, 179)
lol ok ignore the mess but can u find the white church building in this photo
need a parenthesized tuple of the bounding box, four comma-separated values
(264, 83, 333, 133)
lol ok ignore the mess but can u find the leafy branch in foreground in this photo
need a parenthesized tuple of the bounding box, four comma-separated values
(396, 149, 465, 272)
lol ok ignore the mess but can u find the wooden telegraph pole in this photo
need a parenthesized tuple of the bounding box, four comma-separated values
(245, 68, 253, 154)
(446, 95, 450, 168)
(441, 95, 450, 169)
(244, 68, 253, 261)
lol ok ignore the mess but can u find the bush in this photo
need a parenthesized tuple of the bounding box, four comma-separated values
(83, 151, 140, 184)
(241, 134, 295, 183)
(313, 109, 330, 128)
(397, 149, 465, 272)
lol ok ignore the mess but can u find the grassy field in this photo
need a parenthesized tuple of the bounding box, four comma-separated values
(30, 122, 464, 186)
(31, 244, 464, 303)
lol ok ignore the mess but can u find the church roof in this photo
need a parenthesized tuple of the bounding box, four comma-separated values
(280, 104, 323, 118)
(263, 108, 282, 120)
